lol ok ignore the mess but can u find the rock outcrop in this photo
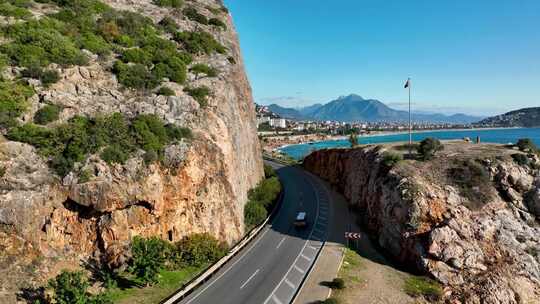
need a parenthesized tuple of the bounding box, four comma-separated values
(303, 143, 540, 303)
(0, 0, 263, 299)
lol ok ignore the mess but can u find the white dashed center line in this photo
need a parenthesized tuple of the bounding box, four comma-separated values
(276, 236, 286, 249)
(240, 269, 260, 289)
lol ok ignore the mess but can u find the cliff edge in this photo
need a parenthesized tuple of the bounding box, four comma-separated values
(0, 0, 263, 299)
(304, 142, 540, 303)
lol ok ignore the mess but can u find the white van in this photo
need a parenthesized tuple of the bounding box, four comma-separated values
(294, 212, 307, 228)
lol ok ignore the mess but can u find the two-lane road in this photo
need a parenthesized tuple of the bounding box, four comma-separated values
(177, 163, 331, 304)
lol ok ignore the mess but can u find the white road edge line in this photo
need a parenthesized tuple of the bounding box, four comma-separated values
(240, 269, 260, 289)
(276, 236, 286, 249)
(263, 173, 323, 304)
(185, 228, 270, 304)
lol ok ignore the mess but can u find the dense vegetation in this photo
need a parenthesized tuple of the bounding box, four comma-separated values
(403, 276, 442, 301)
(244, 165, 282, 229)
(0, 78, 35, 128)
(34, 233, 226, 302)
(6, 113, 191, 176)
(0, 0, 226, 95)
(34, 104, 61, 125)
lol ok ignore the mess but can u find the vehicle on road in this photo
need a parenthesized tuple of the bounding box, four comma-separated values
(294, 211, 308, 228)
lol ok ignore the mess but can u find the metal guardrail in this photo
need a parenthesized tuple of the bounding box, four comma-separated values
(161, 183, 285, 304)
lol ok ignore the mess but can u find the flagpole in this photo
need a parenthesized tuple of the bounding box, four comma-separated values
(408, 77, 412, 156)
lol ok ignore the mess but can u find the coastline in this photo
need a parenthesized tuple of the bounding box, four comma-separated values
(276, 126, 523, 151)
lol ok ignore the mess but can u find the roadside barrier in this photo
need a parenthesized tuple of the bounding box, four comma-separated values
(161, 165, 285, 304)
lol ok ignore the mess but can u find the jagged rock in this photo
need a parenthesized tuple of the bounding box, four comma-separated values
(304, 143, 540, 303)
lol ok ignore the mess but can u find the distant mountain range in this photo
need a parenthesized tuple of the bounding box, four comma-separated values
(267, 94, 483, 124)
(476, 107, 540, 127)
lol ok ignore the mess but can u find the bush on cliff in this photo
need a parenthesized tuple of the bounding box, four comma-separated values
(174, 31, 227, 55)
(517, 138, 537, 152)
(48, 270, 112, 304)
(7, 113, 192, 176)
(34, 104, 61, 125)
(417, 137, 443, 160)
(448, 159, 492, 210)
(130, 237, 171, 285)
(382, 151, 403, 168)
(184, 86, 211, 107)
(174, 233, 228, 267)
(0, 79, 34, 128)
(182, 7, 208, 25)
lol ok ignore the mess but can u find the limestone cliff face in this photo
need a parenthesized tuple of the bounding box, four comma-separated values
(0, 0, 263, 296)
(303, 143, 540, 303)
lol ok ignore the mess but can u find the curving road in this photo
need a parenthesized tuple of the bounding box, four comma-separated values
(176, 162, 331, 304)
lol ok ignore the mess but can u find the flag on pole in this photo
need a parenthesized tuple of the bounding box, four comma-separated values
(404, 78, 411, 88)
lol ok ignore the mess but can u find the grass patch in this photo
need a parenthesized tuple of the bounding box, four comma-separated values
(403, 276, 442, 300)
(447, 159, 493, 210)
(107, 266, 205, 304)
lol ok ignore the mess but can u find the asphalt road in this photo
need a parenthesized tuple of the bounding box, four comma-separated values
(177, 162, 331, 304)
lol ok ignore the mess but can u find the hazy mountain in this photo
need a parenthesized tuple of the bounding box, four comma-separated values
(476, 107, 540, 127)
(264, 94, 483, 123)
(267, 104, 306, 120)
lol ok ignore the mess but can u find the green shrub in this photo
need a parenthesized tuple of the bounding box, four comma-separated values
(165, 123, 192, 140)
(517, 138, 537, 152)
(249, 177, 281, 210)
(184, 86, 210, 107)
(40, 69, 61, 87)
(244, 200, 267, 229)
(182, 7, 208, 24)
(0, 2, 32, 19)
(403, 276, 442, 300)
(121, 48, 152, 65)
(175, 233, 227, 267)
(382, 151, 403, 168)
(76, 33, 112, 56)
(143, 150, 158, 164)
(48, 270, 112, 304)
(2, 18, 89, 67)
(0, 79, 35, 128)
(152, 0, 183, 8)
(157, 87, 175, 96)
(512, 153, 530, 166)
(100, 144, 129, 164)
(113, 61, 159, 89)
(131, 114, 169, 153)
(22, 65, 60, 87)
(264, 164, 277, 178)
(78, 169, 92, 183)
(417, 137, 443, 160)
(174, 31, 226, 55)
(130, 236, 171, 285)
(158, 16, 178, 33)
(190, 63, 218, 77)
(227, 56, 236, 64)
(208, 17, 226, 29)
(321, 298, 339, 304)
(34, 104, 61, 125)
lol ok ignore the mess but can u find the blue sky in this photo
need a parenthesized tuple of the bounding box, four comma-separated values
(223, 0, 540, 116)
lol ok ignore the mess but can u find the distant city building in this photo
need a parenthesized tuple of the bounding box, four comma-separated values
(270, 118, 287, 129)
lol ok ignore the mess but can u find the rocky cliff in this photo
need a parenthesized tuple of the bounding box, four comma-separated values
(0, 0, 263, 299)
(304, 143, 540, 303)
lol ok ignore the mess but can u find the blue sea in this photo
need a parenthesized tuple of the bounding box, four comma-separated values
(279, 128, 540, 160)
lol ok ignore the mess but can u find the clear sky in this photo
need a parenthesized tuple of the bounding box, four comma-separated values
(223, 0, 540, 116)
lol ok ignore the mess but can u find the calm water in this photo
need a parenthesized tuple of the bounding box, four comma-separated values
(280, 128, 540, 160)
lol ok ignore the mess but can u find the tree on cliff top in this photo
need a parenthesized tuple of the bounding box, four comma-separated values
(417, 137, 444, 160)
(349, 131, 358, 147)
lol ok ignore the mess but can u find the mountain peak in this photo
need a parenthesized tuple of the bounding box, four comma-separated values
(337, 94, 364, 101)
